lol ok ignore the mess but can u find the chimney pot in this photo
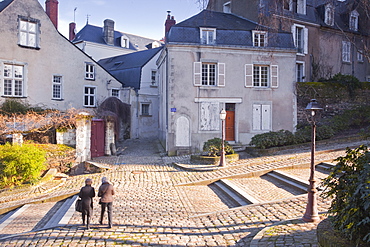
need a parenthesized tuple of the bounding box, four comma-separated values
(165, 12, 176, 42)
(69, 22, 76, 41)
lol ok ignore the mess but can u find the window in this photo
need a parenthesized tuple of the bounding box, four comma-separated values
(325, 4, 334, 26)
(296, 62, 304, 82)
(342, 41, 351, 63)
(357, 50, 364, 62)
(193, 62, 225, 87)
(349, 10, 359, 31)
(200, 28, 216, 45)
(52, 75, 62, 99)
(3, 64, 24, 97)
(84, 86, 96, 107)
(223, 1, 231, 13)
(253, 66, 269, 87)
(252, 104, 271, 131)
(285, 0, 306, 14)
(121, 35, 129, 48)
(18, 18, 39, 48)
(141, 103, 150, 116)
(111, 88, 120, 98)
(245, 64, 278, 88)
(200, 102, 220, 131)
(292, 24, 308, 54)
(253, 31, 267, 47)
(151, 70, 157, 85)
(85, 63, 95, 80)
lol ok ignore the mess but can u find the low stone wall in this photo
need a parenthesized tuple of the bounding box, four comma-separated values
(190, 153, 239, 165)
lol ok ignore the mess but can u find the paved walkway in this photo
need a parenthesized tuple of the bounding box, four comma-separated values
(0, 137, 367, 246)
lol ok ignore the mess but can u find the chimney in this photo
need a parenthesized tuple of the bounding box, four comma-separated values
(103, 19, 115, 45)
(45, 0, 58, 29)
(165, 11, 176, 42)
(69, 22, 76, 41)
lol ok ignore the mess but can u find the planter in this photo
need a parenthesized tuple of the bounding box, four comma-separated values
(317, 218, 368, 247)
(190, 153, 239, 165)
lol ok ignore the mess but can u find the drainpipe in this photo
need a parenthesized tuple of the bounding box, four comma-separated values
(136, 89, 139, 139)
(165, 47, 169, 152)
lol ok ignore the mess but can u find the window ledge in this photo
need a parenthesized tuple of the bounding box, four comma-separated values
(150, 85, 158, 88)
(140, 115, 152, 117)
(1, 96, 27, 98)
(199, 86, 220, 89)
(18, 44, 40, 50)
(52, 98, 64, 101)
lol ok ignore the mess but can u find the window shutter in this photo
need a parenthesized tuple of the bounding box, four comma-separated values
(245, 64, 253, 87)
(303, 28, 308, 54)
(271, 65, 278, 88)
(218, 63, 225, 87)
(194, 62, 202, 86)
(262, 105, 271, 130)
(291, 25, 296, 47)
(252, 104, 261, 130)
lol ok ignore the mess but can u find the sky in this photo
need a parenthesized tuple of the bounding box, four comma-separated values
(37, 0, 207, 40)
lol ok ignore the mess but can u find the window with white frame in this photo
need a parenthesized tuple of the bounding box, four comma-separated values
(200, 28, 216, 45)
(285, 0, 306, 14)
(245, 64, 278, 88)
(342, 41, 351, 63)
(18, 18, 40, 48)
(52, 75, 62, 100)
(349, 10, 359, 31)
(85, 63, 95, 80)
(84, 86, 96, 107)
(253, 31, 267, 47)
(151, 70, 157, 85)
(292, 24, 308, 54)
(223, 1, 231, 13)
(357, 50, 364, 62)
(111, 88, 120, 98)
(325, 4, 334, 26)
(3, 64, 24, 97)
(193, 62, 225, 87)
(141, 103, 150, 116)
(252, 103, 271, 131)
(296, 62, 304, 82)
(121, 35, 129, 48)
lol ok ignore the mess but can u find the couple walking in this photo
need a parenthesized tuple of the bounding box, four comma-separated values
(78, 177, 115, 230)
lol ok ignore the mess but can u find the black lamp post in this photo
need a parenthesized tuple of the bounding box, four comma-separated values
(219, 109, 227, 167)
(303, 99, 322, 222)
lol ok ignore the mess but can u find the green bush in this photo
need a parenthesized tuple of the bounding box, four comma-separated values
(0, 143, 46, 188)
(321, 145, 370, 244)
(329, 106, 370, 133)
(203, 138, 235, 157)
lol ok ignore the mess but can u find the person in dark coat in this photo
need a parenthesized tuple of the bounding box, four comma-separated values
(79, 178, 95, 230)
(98, 176, 115, 228)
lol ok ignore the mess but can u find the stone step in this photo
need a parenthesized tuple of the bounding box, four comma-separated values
(316, 162, 335, 172)
(212, 179, 260, 206)
(266, 170, 309, 193)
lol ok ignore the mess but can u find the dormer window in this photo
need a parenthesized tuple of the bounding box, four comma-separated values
(285, 0, 306, 15)
(253, 31, 267, 47)
(325, 3, 334, 26)
(120, 35, 129, 48)
(349, 10, 359, 31)
(223, 1, 231, 13)
(200, 28, 216, 45)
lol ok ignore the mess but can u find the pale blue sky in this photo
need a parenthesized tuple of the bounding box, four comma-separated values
(37, 0, 206, 40)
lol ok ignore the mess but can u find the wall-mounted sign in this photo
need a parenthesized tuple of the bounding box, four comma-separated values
(171, 108, 176, 112)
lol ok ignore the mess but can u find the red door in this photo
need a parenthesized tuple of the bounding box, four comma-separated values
(91, 119, 105, 158)
(225, 110, 235, 141)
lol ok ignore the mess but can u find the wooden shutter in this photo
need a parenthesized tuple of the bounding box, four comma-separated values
(194, 62, 202, 86)
(271, 65, 278, 88)
(303, 27, 308, 54)
(252, 104, 261, 130)
(245, 64, 253, 87)
(262, 105, 271, 130)
(218, 63, 225, 87)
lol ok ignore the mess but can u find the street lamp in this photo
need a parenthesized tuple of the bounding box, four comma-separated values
(219, 109, 227, 167)
(303, 99, 323, 223)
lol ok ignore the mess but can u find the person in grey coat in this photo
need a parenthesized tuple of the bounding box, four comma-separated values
(98, 177, 115, 228)
(79, 178, 95, 230)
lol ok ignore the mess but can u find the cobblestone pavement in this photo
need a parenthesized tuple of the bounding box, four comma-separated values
(0, 138, 367, 246)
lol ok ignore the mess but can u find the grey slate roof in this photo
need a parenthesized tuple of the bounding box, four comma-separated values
(0, 0, 13, 12)
(168, 10, 295, 49)
(98, 47, 163, 90)
(73, 23, 160, 51)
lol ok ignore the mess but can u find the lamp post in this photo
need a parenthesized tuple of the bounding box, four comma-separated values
(219, 109, 227, 167)
(303, 99, 322, 223)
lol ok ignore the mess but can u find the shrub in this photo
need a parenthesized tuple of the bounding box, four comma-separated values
(321, 145, 370, 244)
(0, 143, 46, 188)
(203, 138, 235, 157)
(249, 130, 295, 149)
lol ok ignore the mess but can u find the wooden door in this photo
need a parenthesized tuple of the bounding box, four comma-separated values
(91, 119, 105, 158)
(225, 104, 235, 141)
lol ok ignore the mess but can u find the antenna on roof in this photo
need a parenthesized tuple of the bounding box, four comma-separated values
(86, 14, 91, 24)
(74, 7, 77, 23)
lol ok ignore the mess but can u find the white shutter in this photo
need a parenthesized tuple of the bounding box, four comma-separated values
(194, 62, 202, 86)
(252, 104, 261, 130)
(291, 25, 296, 47)
(271, 65, 278, 88)
(218, 63, 225, 87)
(303, 27, 308, 54)
(245, 64, 253, 87)
(262, 105, 271, 130)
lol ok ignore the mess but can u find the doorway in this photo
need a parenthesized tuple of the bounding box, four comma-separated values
(225, 103, 235, 141)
